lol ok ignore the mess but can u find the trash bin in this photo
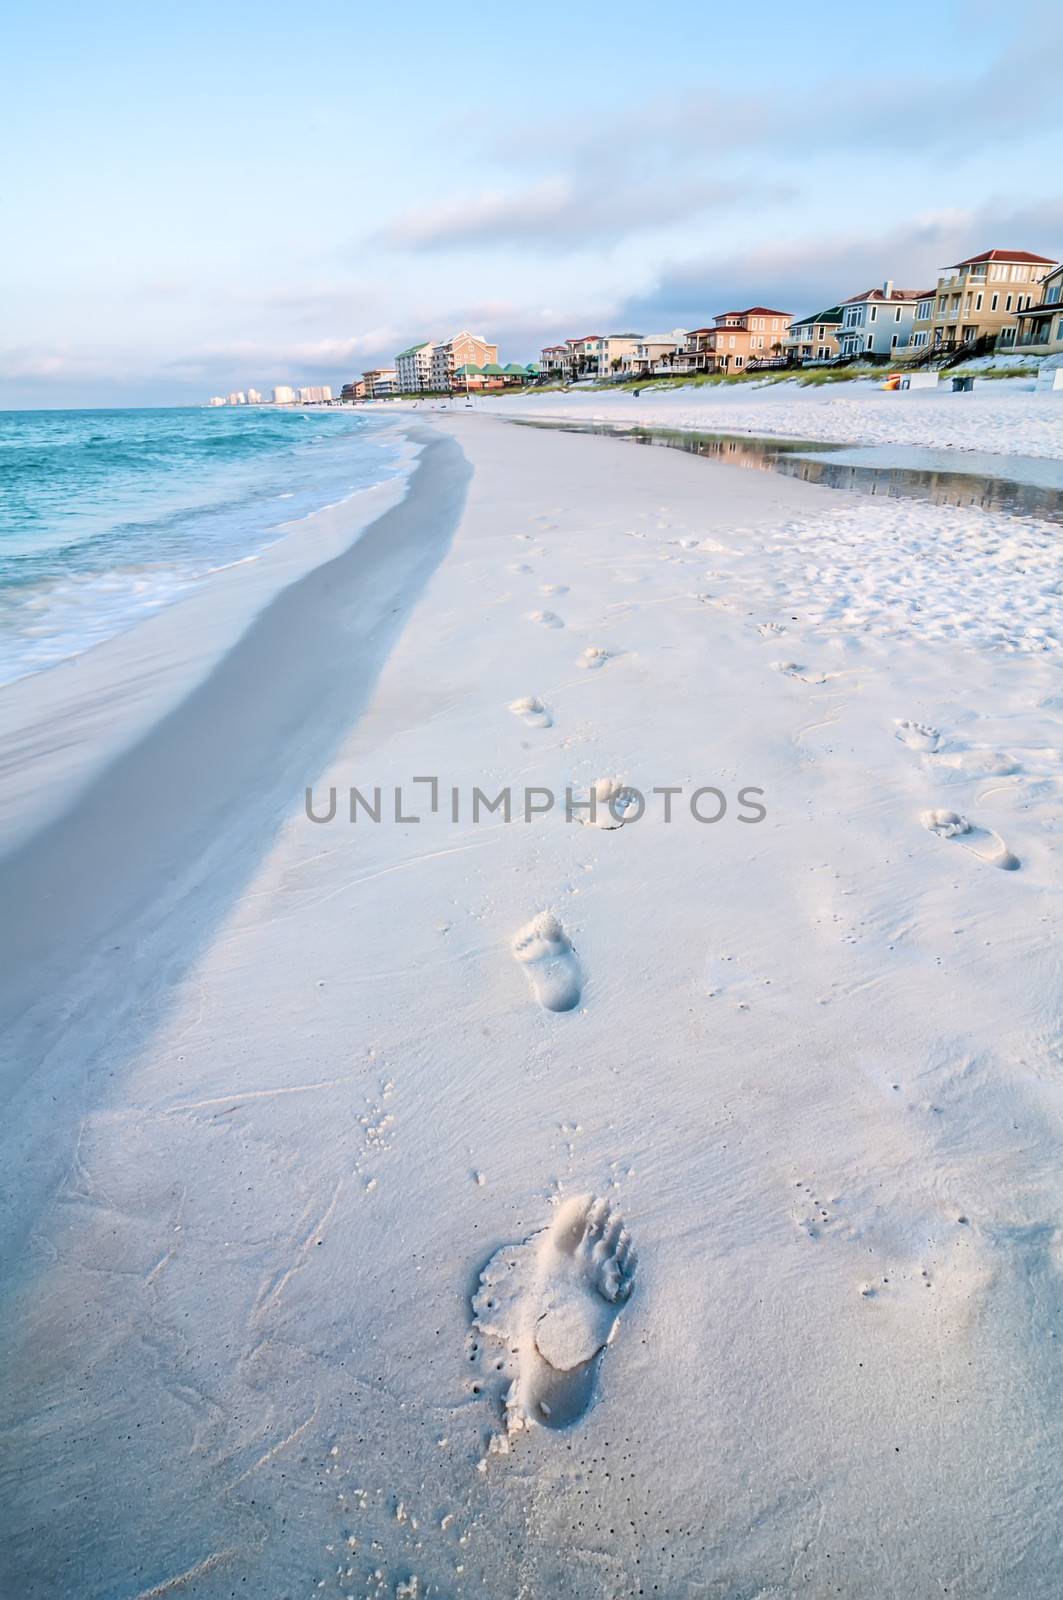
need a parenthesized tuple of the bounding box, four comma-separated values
(951, 375, 975, 392)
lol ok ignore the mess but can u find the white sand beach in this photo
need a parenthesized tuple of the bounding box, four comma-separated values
(2, 407, 1063, 1598)
(474, 371, 1063, 458)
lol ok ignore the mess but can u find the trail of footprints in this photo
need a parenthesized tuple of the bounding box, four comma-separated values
(894, 716, 1026, 870)
(480, 539, 639, 1456)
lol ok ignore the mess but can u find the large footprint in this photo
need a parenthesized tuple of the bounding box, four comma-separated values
(921, 809, 1020, 870)
(472, 1195, 636, 1433)
(512, 913, 582, 1012)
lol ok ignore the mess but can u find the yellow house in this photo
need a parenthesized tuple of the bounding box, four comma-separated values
(1012, 262, 1063, 356)
(913, 248, 1058, 355)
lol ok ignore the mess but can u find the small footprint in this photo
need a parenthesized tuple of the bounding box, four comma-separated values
(771, 660, 837, 685)
(758, 622, 787, 637)
(471, 1195, 636, 1433)
(509, 696, 552, 729)
(921, 809, 1020, 870)
(528, 610, 564, 629)
(578, 646, 610, 670)
(512, 914, 582, 1012)
(580, 776, 640, 830)
(540, 583, 568, 596)
(895, 719, 941, 753)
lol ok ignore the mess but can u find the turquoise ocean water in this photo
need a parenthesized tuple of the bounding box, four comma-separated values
(0, 406, 403, 685)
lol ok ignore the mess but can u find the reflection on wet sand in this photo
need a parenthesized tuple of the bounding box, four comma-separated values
(516, 420, 1063, 524)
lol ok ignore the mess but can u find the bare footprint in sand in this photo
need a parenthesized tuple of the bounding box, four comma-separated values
(895, 719, 941, 753)
(921, 809, 1020, 870)
(528, 610, 565, 629)
(512, 914, 582, 1011)
(509, 695, 552, 729)
(540, 583, 568, 596)
(758, 621, 787, 637)
(472, 1195, 636, 1433)
(578, 646, 610, 670)
(772, 660, 838, 686)
(580, 776, 640, 829)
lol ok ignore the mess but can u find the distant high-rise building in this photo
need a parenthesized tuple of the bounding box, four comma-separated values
(297, 385, 333, 404)
(227, 391, 246, 405)
(246, 387, 262, 404)
(207, 396, 226, 407)
(272, 385, 296, 404)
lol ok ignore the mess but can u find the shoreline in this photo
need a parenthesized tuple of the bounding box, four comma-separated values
(3, 411, 1063, 1597)
(0, 422, 417, 860)
(0, 423, 468, 1264)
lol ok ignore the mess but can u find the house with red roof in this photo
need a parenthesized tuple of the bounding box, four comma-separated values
(913, 249, 1059, 355)
(673, 307, 792, 374)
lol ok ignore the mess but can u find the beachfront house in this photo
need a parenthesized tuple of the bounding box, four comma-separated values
(618, 331, 689, 377)
(897, 293, 937, 357)
(564, 334, 645, 379)
(836, 284, 929, 360)
(430, 332, 499, 392)
(1012, 261, 1063, 356)
(539, 343, 572, 380)
(916, 249, 1058, 356)
(672, 308, 792, 375)
(395, 341, 438, 393)
(361, 368, 399, 399)
(340, 379, 367, 402)
(783, 307, 843, 364)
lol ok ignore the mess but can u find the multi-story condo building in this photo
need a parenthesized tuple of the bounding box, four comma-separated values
(836, 283, 930, 359)
(362, 368, 399, 399)
(783, 307, 843, 364)
(429, 332, 498, 391)
(673, 308, 792, 374)
(395, 341, 438, 393)
(340, 379, 367, 402)
(1012, 261, 1063, 356)
(207, 396, 226, 407)
(272, 384, 296, 404)
(912, 249, 1058, 354)
(227, 391, 246, 405)
(297, 385, 333, 404)
(246, 388, 262, 404)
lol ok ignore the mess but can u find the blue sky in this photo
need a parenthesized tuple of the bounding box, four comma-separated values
(3, 0, 1062, 406)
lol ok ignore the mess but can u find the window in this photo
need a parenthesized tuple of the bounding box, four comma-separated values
(991, 293, 998, 311)
(895, 307, 902, 322)
(869, 305, 877, 321)
(866, 334, 873, 350)
(975, 294, 982, 311)
(1046, 285, 1061, 305)
(1005, 295, 1013, 311)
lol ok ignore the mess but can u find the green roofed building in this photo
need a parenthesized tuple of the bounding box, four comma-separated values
(453, 363, 482, 378)
(783, 306, 844, 364)
(481, 362, 506, 377)
(394, 339, 439, 392)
